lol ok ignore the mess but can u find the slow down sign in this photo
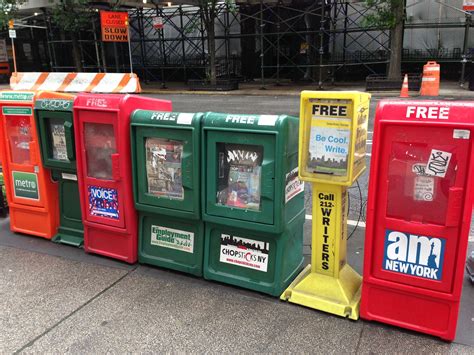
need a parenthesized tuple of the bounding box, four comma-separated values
(100, 11, 129, 42)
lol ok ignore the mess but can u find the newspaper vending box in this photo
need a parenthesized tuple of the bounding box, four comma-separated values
(74, 94, 172, 263)
(361, 100, 474, 340)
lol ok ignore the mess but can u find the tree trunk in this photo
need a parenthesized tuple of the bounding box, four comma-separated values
(206, 20, 217, 85)
(387, 2, 404, 80)
(71, 32, 83, 72)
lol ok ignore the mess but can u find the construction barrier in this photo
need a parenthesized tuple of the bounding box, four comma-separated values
(10, 72, 141, 93)
(420, 61, 440, 96)
(0, 62, 10, 76)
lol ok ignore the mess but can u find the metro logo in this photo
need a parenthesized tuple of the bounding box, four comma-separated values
(383, 230, 445, 281)
(406, 106, 449, 120)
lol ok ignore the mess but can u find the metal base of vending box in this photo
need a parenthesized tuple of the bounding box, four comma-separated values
(52, 227, 84, 248)
(9, 205, 56, 239)
(280, 263, 362, 320)
(204, 211, 305, 297)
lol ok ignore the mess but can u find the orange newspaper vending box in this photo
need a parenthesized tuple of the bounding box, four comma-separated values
(0, 91, 59, 238)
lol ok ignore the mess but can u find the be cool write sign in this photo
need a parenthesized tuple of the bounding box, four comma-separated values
(307, 99, 352, 177)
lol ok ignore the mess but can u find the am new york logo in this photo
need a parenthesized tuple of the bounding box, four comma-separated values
(383, 230, 446, 281)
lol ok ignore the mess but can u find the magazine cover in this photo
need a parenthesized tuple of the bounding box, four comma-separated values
(50, 121, 68, 161)
(145, 138, 184, 200)
(216, 143, 262, 211)
(307, 99, 351, 176)
(88, 185, 119, 219)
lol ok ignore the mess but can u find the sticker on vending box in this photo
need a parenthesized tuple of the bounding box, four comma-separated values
(412, 163, 430, 177)
(285, 167, 304, 203)
(383, 230, 445, 281)
(88, 185, 119, 219)
(425, 149, 452, 178)
(219, 234, 269, 272)
(453, 129, 470, 140)
(150, 225, 194, 253)
(12, 171, 39, 200)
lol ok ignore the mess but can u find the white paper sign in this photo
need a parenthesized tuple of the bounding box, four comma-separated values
(414, 176, 434, 201)
(425, 149, 452, 178)
(219, 234, 269, 272)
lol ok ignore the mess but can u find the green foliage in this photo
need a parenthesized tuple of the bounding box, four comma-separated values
(49, 0, 94, 32)
(364, 0, 405, 29)
(0, 0, 24, 28)
(199, 0, 236, 27)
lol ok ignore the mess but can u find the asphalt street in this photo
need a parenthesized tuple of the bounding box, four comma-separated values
(0, 93, 472, 353)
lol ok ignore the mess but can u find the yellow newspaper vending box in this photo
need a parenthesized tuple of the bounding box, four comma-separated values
(282, 91, 371, 320)
(299, 91, 369, 185)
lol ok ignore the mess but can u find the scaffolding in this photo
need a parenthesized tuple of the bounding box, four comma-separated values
(124, 1, 391, 86)
(8, 1, 474, 85)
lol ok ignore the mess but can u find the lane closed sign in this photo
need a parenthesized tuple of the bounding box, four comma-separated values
(100, 11, 129, 42)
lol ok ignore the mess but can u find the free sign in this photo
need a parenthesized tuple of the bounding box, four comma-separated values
(406, 106, 449, 120)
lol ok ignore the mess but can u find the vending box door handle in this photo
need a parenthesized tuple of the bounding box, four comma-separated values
(261, 160, 275, 200)
(29, 141, 38, 165)
(445, 187, 463, 227)
(64, 121, 75, 161)
(181, 152, 192, 189)
(111, 153, 121, 181)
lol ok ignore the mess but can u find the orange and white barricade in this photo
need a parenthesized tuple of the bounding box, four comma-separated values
(9, 72, 141, 93)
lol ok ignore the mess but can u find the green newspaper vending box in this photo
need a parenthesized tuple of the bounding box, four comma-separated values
(202, 113, 305, 296)
(34, 92, 83, 247)
(131, 110, 204, 276)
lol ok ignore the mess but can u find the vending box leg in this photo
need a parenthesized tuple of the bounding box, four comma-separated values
(280, 183, 362, 320)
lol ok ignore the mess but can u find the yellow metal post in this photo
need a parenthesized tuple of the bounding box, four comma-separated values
(281, 91, 370, 320)
(281, 183, 361, 319)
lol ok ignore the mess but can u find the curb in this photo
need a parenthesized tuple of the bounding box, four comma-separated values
(140, 89, 302, 96)
(140, 88, 474, 98)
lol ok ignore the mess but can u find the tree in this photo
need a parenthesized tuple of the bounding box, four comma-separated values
(199, 0, 235, 85)
(0, 0, 24, 28)
(364, 0, 406, 80)
(199, 0, 219, 85)
(49, 0, 94, 72)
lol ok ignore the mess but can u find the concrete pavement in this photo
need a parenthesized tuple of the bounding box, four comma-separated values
(0, 237, 472, 353)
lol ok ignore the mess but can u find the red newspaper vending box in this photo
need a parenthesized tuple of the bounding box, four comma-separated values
(73, 94, 172, 263)
(361, 100, 474, 341)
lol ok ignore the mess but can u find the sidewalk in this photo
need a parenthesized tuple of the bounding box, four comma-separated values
(141, 80, 474, 98)
(0, 216, 472, 353)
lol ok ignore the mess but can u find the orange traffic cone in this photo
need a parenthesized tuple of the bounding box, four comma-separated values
(400, 74, 409, 98)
